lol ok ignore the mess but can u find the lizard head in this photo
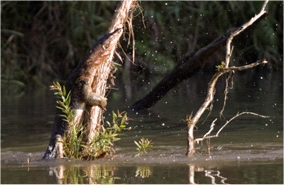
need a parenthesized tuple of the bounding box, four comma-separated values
(86, 28, 123, 65)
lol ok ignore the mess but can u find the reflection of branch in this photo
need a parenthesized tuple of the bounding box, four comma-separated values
(195, 112, 269, 143)
(188, 164, 228, 184)
(205, 170, 216, 184)
(188, 164, 195, 184)
(205, 170, 228, 184)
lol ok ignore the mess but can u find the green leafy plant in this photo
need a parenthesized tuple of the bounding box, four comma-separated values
(83, 110, 131, 160)
(134, 138, 153, 157)
(51, 81, 130, 160)
(2, 1, 281, 88)
(50, 81, 74, 123)
(50, 81, 83, 158)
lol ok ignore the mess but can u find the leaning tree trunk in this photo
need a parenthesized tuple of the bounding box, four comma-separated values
(129, 28, 238, 111)
(43, 0, 136, 159)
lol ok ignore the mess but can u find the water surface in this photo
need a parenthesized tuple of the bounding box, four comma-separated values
(1, 72, 283, 184)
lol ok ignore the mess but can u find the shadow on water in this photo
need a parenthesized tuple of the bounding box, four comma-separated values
(1, 72, 283, 184)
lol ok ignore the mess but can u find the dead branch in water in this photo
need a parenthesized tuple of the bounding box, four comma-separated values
(195, 112, 269, 144)
(186, 0, 269, 156)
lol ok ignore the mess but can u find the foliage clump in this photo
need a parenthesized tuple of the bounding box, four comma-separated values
(1, 1, 282, 90)
(51, 81, 130, 160)
(134, 138, 153, 157)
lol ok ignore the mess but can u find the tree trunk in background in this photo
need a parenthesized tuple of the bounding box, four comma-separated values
(129, 28, 238, 111)
(43, 0, 136, 159)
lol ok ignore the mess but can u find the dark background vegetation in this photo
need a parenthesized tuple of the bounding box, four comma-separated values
(1, 1, 283, 94)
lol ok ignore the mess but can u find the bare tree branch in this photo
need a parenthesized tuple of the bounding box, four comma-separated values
(195, 118, 217, 144)
(186, 0, 270, 156)
(195, 112, 269, 143)
(225, 0, 268, 67)
(223, 60, 268, 72)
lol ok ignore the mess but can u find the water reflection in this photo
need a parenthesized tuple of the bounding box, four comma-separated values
(1, 148, 283, 184)
(135, 166, 152, 178)
(204, 168, 228, 184)
(188, 164, 228, 184)
(48, 163, 230, 184)
(1, 72, 282, 183)
(28, 160, 280, 184)
(49, 165, 117, 184)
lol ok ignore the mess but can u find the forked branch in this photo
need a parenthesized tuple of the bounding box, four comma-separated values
(186, 0, 269, 156)
(225, 0, 268, 67)
(195, 112, 269, 143)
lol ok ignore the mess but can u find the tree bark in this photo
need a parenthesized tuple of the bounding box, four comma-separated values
(129, 28, 239, 111)
(43, 0, 136, 159)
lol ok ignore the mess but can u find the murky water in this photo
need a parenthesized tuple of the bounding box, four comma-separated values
(1, 72, 283, 184)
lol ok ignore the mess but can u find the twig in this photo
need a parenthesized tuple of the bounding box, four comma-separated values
(195, 118, 217, 144)
(219, 72, 233, 117)
(195, 112, 269, 142)
(223, 60, 268, 72)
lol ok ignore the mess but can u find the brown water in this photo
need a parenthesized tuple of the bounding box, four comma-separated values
(1, 72, 283, 184)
